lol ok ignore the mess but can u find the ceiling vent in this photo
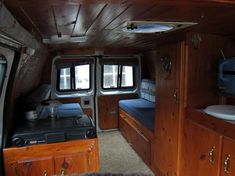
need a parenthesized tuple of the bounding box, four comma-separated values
(122, 21, 197, 34)
(42, 35, 87, 44)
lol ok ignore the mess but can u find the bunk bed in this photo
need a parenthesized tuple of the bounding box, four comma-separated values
(119, 79, 155, 166)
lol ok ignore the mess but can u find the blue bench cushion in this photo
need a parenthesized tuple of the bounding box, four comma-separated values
(119, 98, 155, 132)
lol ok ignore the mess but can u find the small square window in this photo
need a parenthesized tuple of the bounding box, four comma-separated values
(102, 64, 134, 89)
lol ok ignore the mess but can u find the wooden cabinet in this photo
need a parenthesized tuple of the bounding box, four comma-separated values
(221, 137, 235, 176)
(182, 119, 222, 176)
(182, 117, 235, 176)
(3, 138, 99, 176)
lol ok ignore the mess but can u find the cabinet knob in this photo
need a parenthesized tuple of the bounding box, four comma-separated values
(224, 154, 231, 174)
(208, 146, 216, 164)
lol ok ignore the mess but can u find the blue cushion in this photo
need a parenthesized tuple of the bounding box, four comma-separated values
(119, 98, 155, 131)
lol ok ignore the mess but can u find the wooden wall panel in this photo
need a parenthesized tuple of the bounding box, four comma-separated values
(152, 42, 184, 176)
(98, 94, 137, 130)
(185, 33, 235, 108)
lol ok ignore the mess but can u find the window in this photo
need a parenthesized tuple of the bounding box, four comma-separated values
(58, 64, 90, 91)
(102, 65, 134, 89)
(75, 65, 90, 89)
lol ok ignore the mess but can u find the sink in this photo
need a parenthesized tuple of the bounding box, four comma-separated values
(204, 105, 235, 121)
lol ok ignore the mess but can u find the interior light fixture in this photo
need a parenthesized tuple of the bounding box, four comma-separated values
(42, 35, 87, 44)
(122, 21, 197, 34)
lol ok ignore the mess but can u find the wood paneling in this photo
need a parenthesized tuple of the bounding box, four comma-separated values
(3, 138, 99, 176)
(119, 108, 154, 140)
(181, 119, 222, 176)
(152, 42, 186, 176)
(119, 113, 151, 166)
(185, 34, 230, 108)
(98, 94, 137, 130)
(5, 1, 235, 50)
(186, 109, 235, 143)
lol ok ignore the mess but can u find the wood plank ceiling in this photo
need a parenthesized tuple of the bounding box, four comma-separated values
(4, 0, 235, 51)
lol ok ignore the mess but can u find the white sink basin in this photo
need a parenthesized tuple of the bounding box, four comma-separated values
(204, 105, 235, 121)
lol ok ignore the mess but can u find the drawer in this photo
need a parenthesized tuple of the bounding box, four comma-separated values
(119, 115, 150, 165)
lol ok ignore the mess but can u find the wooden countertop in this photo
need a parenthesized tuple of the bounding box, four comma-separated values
(186, 108, 235, 140)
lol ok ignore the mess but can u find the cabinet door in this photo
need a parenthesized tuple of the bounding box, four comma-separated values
(182, 119, 222, 176)
(54, 153, 89, 175)
(221, 137, 235, 176)
(17, 157, 53, 176)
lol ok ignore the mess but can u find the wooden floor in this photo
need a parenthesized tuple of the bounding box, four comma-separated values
(98, 130, 154, 175)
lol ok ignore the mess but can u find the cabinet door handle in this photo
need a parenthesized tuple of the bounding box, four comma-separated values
(61, 168, 65, 176)
(208, 146, 216, 164)
(173, 90, 179, 103)
(224, 154, 231, 174)
(43, 170, 48, 176)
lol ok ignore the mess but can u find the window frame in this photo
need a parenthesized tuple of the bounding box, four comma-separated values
(56, 64, 91, 92)
(101, 64, 135, 90)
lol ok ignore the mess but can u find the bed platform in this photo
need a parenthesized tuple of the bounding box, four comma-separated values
(119, 79, 155, 167)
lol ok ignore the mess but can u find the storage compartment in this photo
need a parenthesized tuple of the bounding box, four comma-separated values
(119, 110, 151, 166)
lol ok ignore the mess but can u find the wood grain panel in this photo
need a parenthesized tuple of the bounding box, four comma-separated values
(152, 42, 185, 176)
(72, 4, 106, 36)
(119, 108, 154, 140)
(20, 6, 56, 37)
(6, 1, 235, 50)
(17, 157, 54, 176)
(3, 138, 99, 175)
(119, 115, 151, 166)
(98, 94, 137, 130)
(86, 4, 130, 35)
(186, 109, 235, 142)
(53, 5, 80, 35)
(181, 119, 222, 176)
(185, 34, 227, 108)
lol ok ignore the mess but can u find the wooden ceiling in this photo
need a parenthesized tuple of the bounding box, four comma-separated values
(4, 0, 235, 51)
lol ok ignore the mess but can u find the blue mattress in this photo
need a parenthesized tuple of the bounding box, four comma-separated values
(38, 103, 84, 118)
(119, 98, 155, 131)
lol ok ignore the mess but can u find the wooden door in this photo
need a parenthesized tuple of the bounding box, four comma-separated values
(152, 42, 185, 176)
(221, 137, 235, 176)
(17, 157, 54, 176)
(97, 94, 137, 130)
(182, 119, 222, 176)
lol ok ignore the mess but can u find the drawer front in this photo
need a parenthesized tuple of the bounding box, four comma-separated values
(119, 115, 150, 165)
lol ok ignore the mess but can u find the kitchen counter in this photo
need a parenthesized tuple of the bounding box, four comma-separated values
(186, 108, 235, 140)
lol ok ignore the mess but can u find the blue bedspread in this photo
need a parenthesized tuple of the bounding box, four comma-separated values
(119, 98, 155, 131)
